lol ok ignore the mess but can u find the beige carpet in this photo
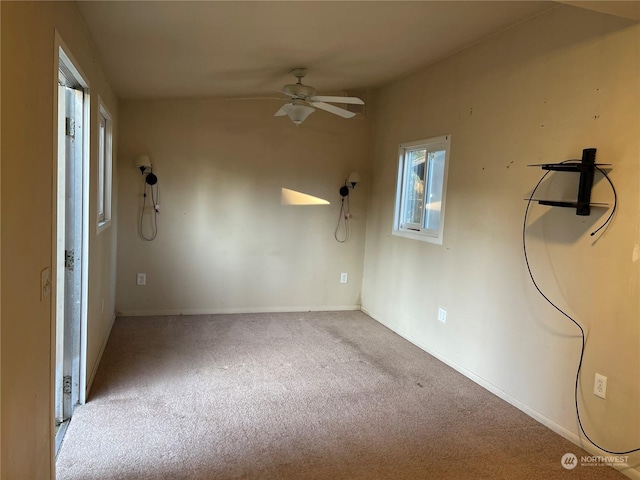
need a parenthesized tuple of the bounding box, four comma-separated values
(56, 311, 626, 479)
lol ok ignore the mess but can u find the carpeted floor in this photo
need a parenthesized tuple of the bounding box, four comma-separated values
(56, 311, 627, 479)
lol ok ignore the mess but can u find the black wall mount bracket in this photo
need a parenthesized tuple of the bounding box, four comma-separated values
(527, 148, 610, 216)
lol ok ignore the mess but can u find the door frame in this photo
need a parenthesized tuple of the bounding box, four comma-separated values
(52, 31, 90, 458)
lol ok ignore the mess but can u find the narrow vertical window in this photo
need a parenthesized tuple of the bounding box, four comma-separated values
(97, 114, 106, 222)
(393, 135, 450, 244)
(97, 102, 112, 232)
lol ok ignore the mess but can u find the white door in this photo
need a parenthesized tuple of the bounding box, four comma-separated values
(54, 67, 85, 453)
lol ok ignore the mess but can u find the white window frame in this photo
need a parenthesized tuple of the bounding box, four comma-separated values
(97, 100, 113, 233)
(392, 134, 451, 245)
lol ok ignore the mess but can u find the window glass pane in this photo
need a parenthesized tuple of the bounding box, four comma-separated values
(98, 117, 105, 220)
(423, 149, 446, 231)
(402, 148, 426, 225)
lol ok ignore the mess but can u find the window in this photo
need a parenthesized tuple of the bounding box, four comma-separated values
(393, 134, 450, 244)
(97, 102, 112, 232)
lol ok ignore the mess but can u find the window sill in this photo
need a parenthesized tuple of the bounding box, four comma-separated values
(392, 228, 443, 245)
(97, 219, 111, 235)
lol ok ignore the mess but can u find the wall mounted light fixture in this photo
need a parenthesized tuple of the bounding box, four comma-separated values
(135, 154, 160, 241)
(136, 154, 152, 175)
(339, 172, 361, 197)
(335, 172, 361, 243)
(135, 154, 157, 185)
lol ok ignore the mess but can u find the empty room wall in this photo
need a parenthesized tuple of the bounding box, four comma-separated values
(116, 98, 371, 315)
(362, 4, 639, 473)
(1, 2, 118, 478)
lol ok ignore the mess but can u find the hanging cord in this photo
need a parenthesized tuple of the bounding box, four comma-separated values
(140, 175, 159, 241)
(590, 166, 617, 237)
(334, 194, 351, 243)
(523, 167, 638, 455)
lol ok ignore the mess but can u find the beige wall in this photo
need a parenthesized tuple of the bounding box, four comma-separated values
(362, 4, 639, 472)
(1, 2, 118, 478)
(116, 98, 370, 315)
(2, 1, 638, 478)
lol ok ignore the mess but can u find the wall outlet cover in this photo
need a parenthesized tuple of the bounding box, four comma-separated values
(594, 373, 607, 399)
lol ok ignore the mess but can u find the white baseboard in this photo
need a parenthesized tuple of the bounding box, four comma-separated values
(116, 304, 362, 317)
(85, 311, 117, 398)
(361, 307, 640, 480)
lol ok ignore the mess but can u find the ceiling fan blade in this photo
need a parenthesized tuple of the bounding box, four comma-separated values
(310, 102, 356, 119)
(310, 95, 364, 105)
(274, 107, 288, 117)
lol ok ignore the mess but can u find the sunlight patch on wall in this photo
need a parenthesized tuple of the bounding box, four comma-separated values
(281, 188, 330, 206)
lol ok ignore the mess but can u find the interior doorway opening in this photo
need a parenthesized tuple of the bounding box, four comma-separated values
(54, 41, 89, 455)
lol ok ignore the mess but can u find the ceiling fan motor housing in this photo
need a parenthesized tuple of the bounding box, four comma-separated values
(282, 83, 316, 99)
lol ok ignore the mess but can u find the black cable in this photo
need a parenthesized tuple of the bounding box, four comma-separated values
(140, 177, 158, 241)
(334, 195, 350, 243)
(523, 169, 639, 455)
(590, 166, 617, 237)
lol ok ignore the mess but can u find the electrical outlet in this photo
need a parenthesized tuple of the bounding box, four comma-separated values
(594, 373, 607, 399)
(340, 273, 348, 284)
(137, 273, 147, 286)
(438, 307, 447, 324)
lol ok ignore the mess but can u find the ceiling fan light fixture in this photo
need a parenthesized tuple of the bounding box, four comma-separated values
(274, 68, 365, 124)
(282, 103, 315, 125)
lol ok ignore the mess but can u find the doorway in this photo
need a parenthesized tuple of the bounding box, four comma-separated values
(54, 43, 88, 455)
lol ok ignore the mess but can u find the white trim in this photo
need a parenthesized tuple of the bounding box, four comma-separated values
(52, 31, 90, 459)
(61, 34, 90, 395)
(392, 134, 450, 245)
(116, 304, 362, 317)
(97, 97, 113, 235)
(79, 70, 90, 408)
(85, 312, 117, 397)
(391, 228, 441, 243)
(361, 306, 640, 480)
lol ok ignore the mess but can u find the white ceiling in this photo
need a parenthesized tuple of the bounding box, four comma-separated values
(77, 1, 569, 100)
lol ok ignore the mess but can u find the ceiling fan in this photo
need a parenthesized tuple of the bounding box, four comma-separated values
(274, 68, 364, 125)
